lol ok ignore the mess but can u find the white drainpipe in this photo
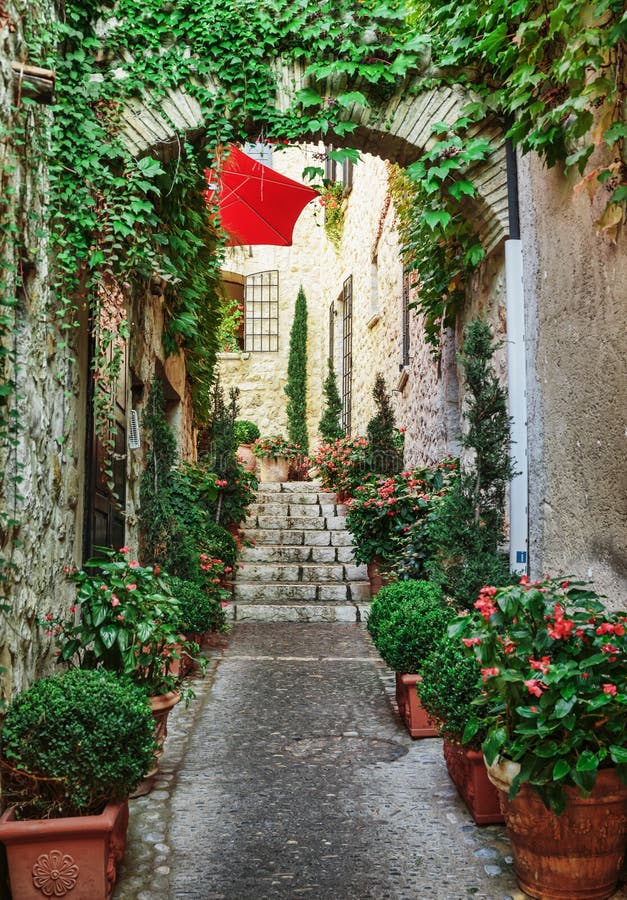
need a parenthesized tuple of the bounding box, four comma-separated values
(505, 137, 529, 575)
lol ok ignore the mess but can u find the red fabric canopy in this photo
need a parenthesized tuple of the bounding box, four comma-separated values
(207, 145, 319, 247)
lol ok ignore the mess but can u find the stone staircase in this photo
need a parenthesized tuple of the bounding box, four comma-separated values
(232, 481, 370, 622)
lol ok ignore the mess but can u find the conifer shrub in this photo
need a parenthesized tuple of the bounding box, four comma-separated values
(318, 360, 344, 442)
(365, 373, 403, 475)
(285, 286, 309, 456)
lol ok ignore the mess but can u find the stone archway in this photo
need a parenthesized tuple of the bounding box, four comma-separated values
(117, 61, 509, 253)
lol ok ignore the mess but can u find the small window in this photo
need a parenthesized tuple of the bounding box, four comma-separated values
(245, 270, 279, 352)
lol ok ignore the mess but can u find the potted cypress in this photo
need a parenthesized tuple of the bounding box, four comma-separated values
(0, 668, 156, 900)
(367, 580, 455, 737)
(417, 635, 503, 824)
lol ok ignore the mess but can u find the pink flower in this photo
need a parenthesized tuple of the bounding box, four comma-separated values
(129, 560, 140, 569)
(602, 683, 617, 696)
(119, 546, 130, 555)
(216, 479, 228, 487)
(481, 667, 499, 682)
(117, 614, 124, 621)
(111, 596, 120, 607)
(44, 613, 53, 622)
(601, 643, 619, 654)
(524, 679, 547, 698)
(529, 706, 538, 714)
(529, 656, 551, 674)
(126, 583, 137, 591)
(462, 637, 481, 647)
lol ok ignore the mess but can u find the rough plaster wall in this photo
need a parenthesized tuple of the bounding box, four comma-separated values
(520, 153, 627, 604)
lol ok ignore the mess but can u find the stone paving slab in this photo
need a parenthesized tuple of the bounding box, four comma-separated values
(114, 624, 627, 900)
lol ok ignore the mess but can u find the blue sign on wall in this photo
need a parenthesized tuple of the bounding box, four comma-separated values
(516, 551, 527, 564)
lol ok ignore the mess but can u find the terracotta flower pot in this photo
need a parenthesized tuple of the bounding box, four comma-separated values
(0, 800, 128, 900)
(395, 673, 439, 738)
(487, 756, 627, 900)
(367, 556, 392, 597)
(237, 444, 257, 473)
(132, 690, 180, 797)
(442, 739, 504, 825)
(259, 455, 289, 482)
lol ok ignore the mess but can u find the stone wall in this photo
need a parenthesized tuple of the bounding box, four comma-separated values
(520, 153, 627, 604)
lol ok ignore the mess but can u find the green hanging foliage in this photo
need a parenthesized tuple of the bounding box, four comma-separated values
(365, 374, 403, 476)
(285, 286, 309, 456)
(319, 360, 344, 442)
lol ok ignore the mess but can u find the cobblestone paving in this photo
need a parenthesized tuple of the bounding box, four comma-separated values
(114, 624, 627, 900)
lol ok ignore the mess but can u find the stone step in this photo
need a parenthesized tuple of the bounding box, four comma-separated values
(255, 515, 326, 531)
(239, 562, 368, 583)
(242, 529, 354, 547)
(255, 490, 337, 504)
(249, 503, 326, 519)
(233, 582, 371, 603)
(239, 545, 356, 564)
(255, 481, 322, 494)
(228, 603, 370, 623)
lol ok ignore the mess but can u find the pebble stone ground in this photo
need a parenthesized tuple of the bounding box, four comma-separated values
(114, 623, 627, 900)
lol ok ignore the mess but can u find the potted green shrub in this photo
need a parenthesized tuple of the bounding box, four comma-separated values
(0, 668, 156, 900)
(417, 636, 503, 824)
(234, 419, 260, 473)
(170, 576, 229, 648)
(451, 575, 627, 899)
(367, 580, 455, 737)
(252, 435, 299, 482)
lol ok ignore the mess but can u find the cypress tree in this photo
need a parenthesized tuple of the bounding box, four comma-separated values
(366, 373, 403, 475)
(285, 286, 309, 455)
(319, 360, 344, 441)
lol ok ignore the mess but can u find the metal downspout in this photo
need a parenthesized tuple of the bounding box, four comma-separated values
(505, 135, 529, 574)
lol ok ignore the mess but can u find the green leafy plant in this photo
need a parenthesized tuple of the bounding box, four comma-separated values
(318, 360, 344, 442)
(44, 549, 202, 699)
(365, 374, 403, 476)
(346, 462, 457, 566)
(367, 579, 455, 674)
(234, 420, 261, 445)
(285, 286, 309, 456)
(0, 668, 156, 819)
(252, 435, 300, 459)
(318, 180, 348, 249)
(450, 575, 627, 814)
(169, 577, 228, 636)
(416, 635, 486, 747)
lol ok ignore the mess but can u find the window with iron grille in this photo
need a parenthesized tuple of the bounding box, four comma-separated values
(402, 268, 411, 368)
(244, 270, 279, 352)
(328, 301, 335, 367)
(342, 275, 353, 434)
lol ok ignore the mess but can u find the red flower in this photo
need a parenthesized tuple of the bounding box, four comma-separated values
(119, 546, 130, 555)
(602, 683, 617, 696)
(462, 637, 481, 647)
(524, 679, 547, 698)
(529, 656, 551, 674)
(126, 583, 137, 592)
(481, 667, 499, 682)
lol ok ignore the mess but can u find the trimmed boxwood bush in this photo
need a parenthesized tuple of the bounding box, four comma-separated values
(366, 580, 454, 674)
(171, 577, 228, 635)
(416, 635, 486, 747)
(234, 420, 260, 444)
(0, 668, 156, 819)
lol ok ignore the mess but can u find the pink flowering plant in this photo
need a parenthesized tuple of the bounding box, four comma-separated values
(450, 575, 627, 813)
(312, 436, 370, 499)
(42, 548, 203, 698)
(345, 461, 457, 566)
(252, 435, 300, 459)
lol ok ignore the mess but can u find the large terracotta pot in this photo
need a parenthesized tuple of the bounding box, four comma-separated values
(237, 444, 257, 473)
(259, 455, 289, 483)
(0, 800, 128, 900)
(132, 690, 180, 796)
(395, 673, 439, 738)
(487, 756, 627, 900)
(367, 556, 392, 597)
(442, 739, 504, 825)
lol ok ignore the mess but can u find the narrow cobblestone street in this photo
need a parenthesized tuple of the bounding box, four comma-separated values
(113, 623, 627, 900)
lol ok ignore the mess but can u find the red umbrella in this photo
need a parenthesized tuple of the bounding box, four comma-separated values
(206, 145, 319, 247)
